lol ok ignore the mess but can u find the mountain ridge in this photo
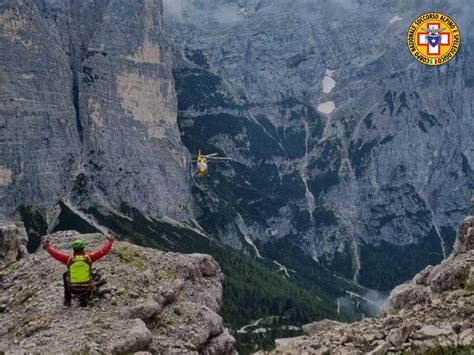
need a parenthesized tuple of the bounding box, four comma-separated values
(166, 0, 474, 290)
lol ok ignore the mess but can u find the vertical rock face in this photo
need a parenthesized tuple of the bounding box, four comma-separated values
(0, 0, 194, 221)
(0, 0, 81, 218)
(74, 0, 193, 219)
(0, 222, 27, 268)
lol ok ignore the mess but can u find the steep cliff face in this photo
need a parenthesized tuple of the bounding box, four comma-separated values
(0, 0, 194, 221)
(165, 0, 474, 289)
(0, 231, 235, 354)
(0, 0, 81, 217)
(267, 199, 474, 354)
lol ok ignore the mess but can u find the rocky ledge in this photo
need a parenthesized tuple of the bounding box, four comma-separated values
(268, 199, 474, 354)
(0, 230, 236, 354)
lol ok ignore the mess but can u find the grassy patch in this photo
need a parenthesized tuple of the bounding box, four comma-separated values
(155, 270, 177, 280)
(86, 331, 100, 341)
(173, 305, 186, 316)
(93, 313, 108, 325)
(16, 289, 35, 306)
(1, 260, 18, 271)
(113, 244, 147, 270)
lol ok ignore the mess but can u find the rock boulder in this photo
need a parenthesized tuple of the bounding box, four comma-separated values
(0, 223, 28, 268)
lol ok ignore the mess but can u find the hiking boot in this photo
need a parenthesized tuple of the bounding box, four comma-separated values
(79, 295, 88, 307)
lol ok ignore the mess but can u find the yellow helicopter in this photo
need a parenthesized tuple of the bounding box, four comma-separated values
(193, 150, 232, 176)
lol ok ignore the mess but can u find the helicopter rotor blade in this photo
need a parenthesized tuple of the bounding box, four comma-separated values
(204, 153, 219, 158)
(207, 157, 232, 160)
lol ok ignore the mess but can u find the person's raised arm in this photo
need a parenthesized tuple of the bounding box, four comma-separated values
(89, 234, 116, 262)
(43, 238, 69, 264)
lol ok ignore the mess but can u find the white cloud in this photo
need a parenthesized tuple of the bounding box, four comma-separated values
(332, 0, 360, 11)
(163, 1, 242, 26)
(214, 4, 242, 25)
(163, 0, 186, 22)
(294, 0, 360, 11)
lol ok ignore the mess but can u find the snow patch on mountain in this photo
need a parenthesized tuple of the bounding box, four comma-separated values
(389, 15, 403, 24)
(322, 70, 336, 93)
(317, 101, 336, 114)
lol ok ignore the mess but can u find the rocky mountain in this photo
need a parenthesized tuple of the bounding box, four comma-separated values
(0, 0, 194, 221)
(1, 0, 474, 350)
(165, 0, 474, 290)
(0, 228, 236, 354)
(265, 198, 474, 354)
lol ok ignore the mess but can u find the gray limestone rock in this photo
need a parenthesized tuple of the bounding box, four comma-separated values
(201, 329, 237, 355)
(0, 0, 81, 219)
(188, 253, 222, 278)
(154, 278, 185, 307)
(453, 216, 474, 254)
(386, 325, 416, 347)
(120, 301, 162, 320)
(417, 324, 453, 339)
(414, 265, 434, 286)
(429, 256, 472, 293)
(383, 283, 430, 312)
(72, 0, 194, 220)
(459, 328, 474, 347)
(367, 341, 390, 355)
(302, 319, 344, 336)
(0, 0, 194, 221)
(109, 319, 152, 354)
(0, 222, 27, 268)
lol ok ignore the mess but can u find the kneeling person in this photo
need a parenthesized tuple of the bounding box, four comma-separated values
(43, 235, 116, 307)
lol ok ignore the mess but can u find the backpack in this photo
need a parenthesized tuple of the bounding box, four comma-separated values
(67, 254, 92, 284)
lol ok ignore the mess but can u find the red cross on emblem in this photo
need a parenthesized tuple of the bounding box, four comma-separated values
(417, 22, 450, 56)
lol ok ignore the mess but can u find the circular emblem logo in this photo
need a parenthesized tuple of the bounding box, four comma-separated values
(407, 12, 460, 66)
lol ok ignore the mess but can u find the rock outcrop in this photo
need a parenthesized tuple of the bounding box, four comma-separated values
(0, 222, 27, 269)
(0, 231, 235, 354)
(267, 200, 474, 354)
